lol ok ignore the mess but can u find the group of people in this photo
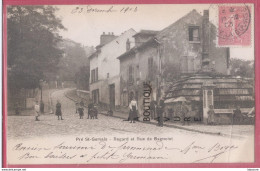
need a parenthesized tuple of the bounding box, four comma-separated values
(34, 99, 98, 121)
(75, 99, 98, 119)
(127, 97, 166, 126)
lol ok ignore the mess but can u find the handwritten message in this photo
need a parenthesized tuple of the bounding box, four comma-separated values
(8, 136, 243, 164)
(71, 5, 138, 14)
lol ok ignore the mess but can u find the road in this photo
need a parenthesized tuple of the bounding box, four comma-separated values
(8, 89, 202, 138)
(7, 89, 255, 164)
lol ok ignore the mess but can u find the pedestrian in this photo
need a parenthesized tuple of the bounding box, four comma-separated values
(93, 105, 98, 119)
(150, 100, 156, 120)
(233, 105, 242, 124)
(80, 99, 84, 107)
(207, 105, 215, 125)
(157, 98, 165, 127)
(88, 99, 93, 119)
(181, 101, 189, 125)
(78, 103, 84, 119)
(35, 100, 40, 121)
(129, 97, 138, 123)
(55, 100, 63, 120)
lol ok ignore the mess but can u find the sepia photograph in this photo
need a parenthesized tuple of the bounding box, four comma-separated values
(3, 3, 256, 166)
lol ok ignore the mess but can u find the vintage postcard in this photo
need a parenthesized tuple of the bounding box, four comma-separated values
(3, 2, 258, 167)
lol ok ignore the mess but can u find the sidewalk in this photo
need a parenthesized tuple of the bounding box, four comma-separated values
(65, 89, 254, 138)
(99, 110, 254, 138)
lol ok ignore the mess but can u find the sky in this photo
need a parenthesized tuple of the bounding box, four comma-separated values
(55, 4, 254, 60)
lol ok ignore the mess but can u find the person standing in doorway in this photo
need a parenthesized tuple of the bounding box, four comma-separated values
(55, 100, 63, 120)
(129, 97, 138, 123)
(35, 100, 40, 121)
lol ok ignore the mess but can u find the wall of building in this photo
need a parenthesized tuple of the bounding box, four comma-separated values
(89, 29, 136, 107)
(156, 10, 229, 75)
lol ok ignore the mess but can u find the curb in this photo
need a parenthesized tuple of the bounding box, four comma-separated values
(63, 89, 240, 138)
(98, 111, 222, 136)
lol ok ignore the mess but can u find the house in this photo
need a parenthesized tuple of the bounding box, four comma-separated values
(89, 29, 136, 109)
(117, 9, 254, 124)
(118, 9, 229, 108)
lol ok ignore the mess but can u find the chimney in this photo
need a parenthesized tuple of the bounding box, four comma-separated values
(201, 10, 210, 72)
(100, 32, 117, 45)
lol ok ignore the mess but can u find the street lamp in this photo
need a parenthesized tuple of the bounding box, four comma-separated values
(39, 79, 44, 113)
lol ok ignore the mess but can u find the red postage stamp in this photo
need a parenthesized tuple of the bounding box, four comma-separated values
(218, 5, 251, 46)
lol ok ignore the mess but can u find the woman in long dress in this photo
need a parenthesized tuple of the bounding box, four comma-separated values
(129, 98, 138, 123)
(56, 100, 63, 120)
(207, 105, 215, 125)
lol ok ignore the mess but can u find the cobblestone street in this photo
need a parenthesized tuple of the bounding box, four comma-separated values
(8, 89, 199, 139)
(7, 89, 255, 164)
(8, 89, 254, 140)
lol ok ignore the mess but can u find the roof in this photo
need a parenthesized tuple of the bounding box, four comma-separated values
(118, 9, 203, 61)
(89, 28, 136, 60)
(117, 37, 160, 60)
(165, 74, 254, 102)
(133, 30, 159, 37)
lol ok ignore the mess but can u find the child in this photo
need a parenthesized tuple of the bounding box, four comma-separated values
(35, 101, 40, 121)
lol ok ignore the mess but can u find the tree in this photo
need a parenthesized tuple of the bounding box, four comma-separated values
(7, 6, 66, 89)
(75, 65, 90, 91)
(230, 58, 254, 78)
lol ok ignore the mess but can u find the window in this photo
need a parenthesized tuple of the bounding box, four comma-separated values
(92, 89, 99, 104)
(128, 65, 134, 83)
(188, 26, 200, 41)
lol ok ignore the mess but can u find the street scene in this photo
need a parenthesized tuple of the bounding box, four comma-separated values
(5, 4, 255, 164)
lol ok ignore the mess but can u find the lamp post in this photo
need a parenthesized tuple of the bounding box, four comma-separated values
(39, 79, 44, 113)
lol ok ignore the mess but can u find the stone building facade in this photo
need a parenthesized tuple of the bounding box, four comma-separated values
(118, 9, 238, 122)
(89, 29, 136, 109)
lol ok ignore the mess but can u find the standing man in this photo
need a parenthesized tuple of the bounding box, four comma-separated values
(87, 99, 93, 119)
(80, 99, 84, 107)
(55, 100, 63, 120)
(78, 103, 84, 119)
(233, 105, 242, 124)
(157, 98, 165, 127)
(35, 100, 40, 121)
(150, 100, 156, 120)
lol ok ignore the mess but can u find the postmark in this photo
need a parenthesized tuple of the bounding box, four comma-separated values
(218, 5, 251, 46)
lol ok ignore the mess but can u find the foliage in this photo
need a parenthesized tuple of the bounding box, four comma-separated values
(7, 6, 66, 89)
(57, 40, 92, 82)
(230, 58, 254, 78)
(75, 65, 90, 91)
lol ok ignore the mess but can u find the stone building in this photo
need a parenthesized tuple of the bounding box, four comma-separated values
(117, 9, 254, 124)
(89, 29, 136, 109)
(118, 10, 229, 109)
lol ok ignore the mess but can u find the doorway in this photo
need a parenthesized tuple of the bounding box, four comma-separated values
(109, 84, 115, 110)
